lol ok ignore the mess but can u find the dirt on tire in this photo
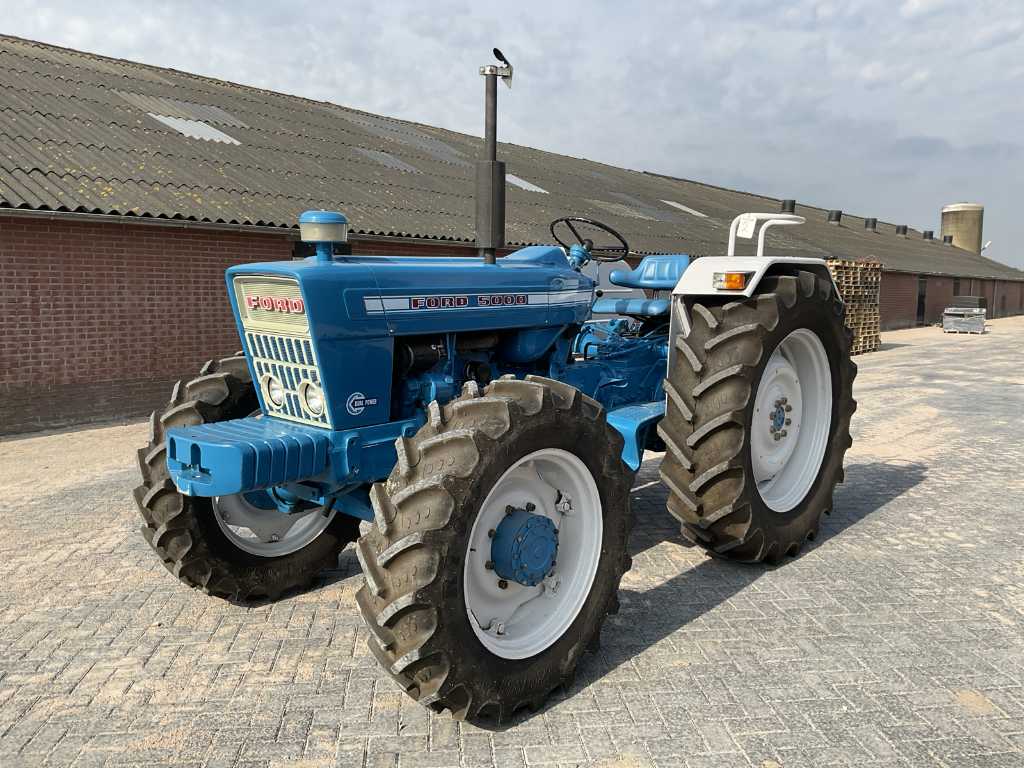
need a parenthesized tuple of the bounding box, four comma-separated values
(659, 270, 856, 563)
(354, 375, 634, 722)
(133, 355, 359, 602)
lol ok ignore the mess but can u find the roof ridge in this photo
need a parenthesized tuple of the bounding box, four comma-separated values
(0, 33, 492, 148)
(1, 35, 1021, 277)
(644, 170, 918, 230)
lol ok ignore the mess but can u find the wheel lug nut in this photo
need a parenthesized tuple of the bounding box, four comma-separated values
(774, 433, 782, 441)
(525, 502, 536, 512)
(780, 430, 788, 437)
(785, 418, 791, 426)
(487, 529, 496, 538)
(497, 579, 508, 589)
(785, 405, 792, 412)
(485, 560, 494, 570)
(505, 505, 515, 515)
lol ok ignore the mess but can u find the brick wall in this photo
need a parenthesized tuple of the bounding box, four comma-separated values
(0, 216, 482, 435)
(992, 280, 1024, 317)
(878, 270, 1023, 330)
(879, 272, 918, 330)
(3, 214, 1020, 434)
(923, 275, 955, 325)
(0, 216, 292, 433)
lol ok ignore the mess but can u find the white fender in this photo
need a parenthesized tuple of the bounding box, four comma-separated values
(667, 212, 839, 347)
(671, 255, 836, 299)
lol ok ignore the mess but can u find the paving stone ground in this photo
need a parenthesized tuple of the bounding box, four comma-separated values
(1, 317, 1023, 768)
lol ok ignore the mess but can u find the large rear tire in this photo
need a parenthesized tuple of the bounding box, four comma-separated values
(355, 375, 633, 722)
(659, 271, 856, 563)
(133, 355, 360, 601)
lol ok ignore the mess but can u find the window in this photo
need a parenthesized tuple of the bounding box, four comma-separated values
(147, 113, 240, 144)
(660, 200, 708, 218)
(506, 174, 548, 194)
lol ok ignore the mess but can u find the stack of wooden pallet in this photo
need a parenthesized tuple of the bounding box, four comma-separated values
(827, 258, 882, 355)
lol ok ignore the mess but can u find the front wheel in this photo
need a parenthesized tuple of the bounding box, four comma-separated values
(133, 355, 360, 601)
(355, 376, 633, 721)
(659, 270, 857, 562)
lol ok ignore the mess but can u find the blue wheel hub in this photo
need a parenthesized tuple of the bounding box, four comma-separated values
(490, 506, 559, 587)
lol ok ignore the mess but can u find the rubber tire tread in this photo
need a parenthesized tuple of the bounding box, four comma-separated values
(659, 271, 857, 563)
(355, 375, 634, 723)
(133, 355, 360, 602)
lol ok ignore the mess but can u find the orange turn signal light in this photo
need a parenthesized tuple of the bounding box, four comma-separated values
(713, 271, 751, 291)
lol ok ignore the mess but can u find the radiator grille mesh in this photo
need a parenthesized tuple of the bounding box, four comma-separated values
(233, 275, 330, 428)
(245, 331, 330, 428)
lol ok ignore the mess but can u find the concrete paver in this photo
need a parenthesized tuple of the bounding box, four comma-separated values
(1, 317, 1023, 767)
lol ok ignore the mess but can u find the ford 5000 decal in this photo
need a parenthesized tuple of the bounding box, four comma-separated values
(363, 290, 590, 314)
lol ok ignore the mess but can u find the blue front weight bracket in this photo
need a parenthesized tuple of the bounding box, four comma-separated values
(165, 415, 422, 497)
(166, 418, 331, 497)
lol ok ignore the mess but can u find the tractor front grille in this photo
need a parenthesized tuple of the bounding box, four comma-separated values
(232, 275, 331, 428)
(244, 331, 330, 428)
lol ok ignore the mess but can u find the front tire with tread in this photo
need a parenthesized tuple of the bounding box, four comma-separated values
(355, 375, 634, 722)
(133, 354, 360, 602)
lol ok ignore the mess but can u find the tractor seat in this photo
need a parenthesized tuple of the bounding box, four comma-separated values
(608, 253, 690, 291)
(591, 253, 689, 317)
(592, 297, 670, 316)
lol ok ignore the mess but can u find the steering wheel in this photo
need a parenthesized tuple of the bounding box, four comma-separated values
(550, 217, 630, 262)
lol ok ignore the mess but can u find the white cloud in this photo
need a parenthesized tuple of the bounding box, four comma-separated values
(965, 20, 1024, 54)
(858, 61, 890, 86)
(901, 69, 932, 91)
(899, 0, 951, 20)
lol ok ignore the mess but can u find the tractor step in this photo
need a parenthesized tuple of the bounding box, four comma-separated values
(606, 401, 665, 471)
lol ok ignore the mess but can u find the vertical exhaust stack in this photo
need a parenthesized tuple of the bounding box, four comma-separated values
(476, 49, 513, 264)
(781, 199, 796, 214)
(827, 209, 842, 225)
(896, 224, 909, 237)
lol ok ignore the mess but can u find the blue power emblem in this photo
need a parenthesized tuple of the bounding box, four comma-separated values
(490, 506, 559, 587)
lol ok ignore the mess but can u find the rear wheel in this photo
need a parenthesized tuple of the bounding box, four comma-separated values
(659, 271, 856, 562)
(355, 375, 633, 721)
(133, 355, 360, 601)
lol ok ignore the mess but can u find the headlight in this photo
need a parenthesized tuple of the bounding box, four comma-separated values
(300, 381, 325, 415)
(261, 374, 286, 407)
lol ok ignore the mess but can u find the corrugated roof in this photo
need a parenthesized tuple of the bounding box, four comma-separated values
(1, 34, 1021, 281)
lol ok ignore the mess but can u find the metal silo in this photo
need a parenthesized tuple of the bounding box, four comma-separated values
(940, 203, 984, 254)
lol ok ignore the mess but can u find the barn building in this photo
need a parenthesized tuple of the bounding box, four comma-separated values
(2, 35, 1022, 434)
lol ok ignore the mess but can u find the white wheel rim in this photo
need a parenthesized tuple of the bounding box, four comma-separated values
(751, 328, 833, 513)
(463, 448, 603, 659)
(212, 493, 336, 557)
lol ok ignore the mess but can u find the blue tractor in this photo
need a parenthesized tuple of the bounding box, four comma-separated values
(134, 52, 855, 721)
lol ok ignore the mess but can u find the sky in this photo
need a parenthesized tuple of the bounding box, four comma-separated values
(5, 0, 1023, 268)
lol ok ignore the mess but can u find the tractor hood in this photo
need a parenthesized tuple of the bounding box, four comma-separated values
(222, 245, 595, 431)
(225, 245, 594, 338)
